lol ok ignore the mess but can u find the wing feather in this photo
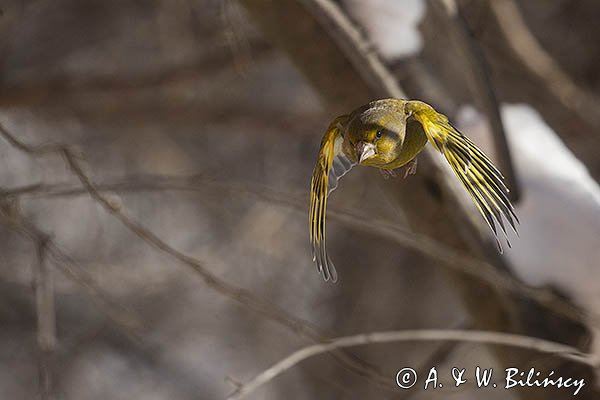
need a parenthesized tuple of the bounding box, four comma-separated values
(329, 146, 355, 193)
(309, 116, 353, 282)
(408, 101, 518, 250)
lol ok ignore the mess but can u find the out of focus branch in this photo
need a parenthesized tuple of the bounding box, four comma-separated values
(430, 0, 520, 202)
(225, 2, 600, 397)
(6, 175, 594, 330)
(297, 0, 404, 98)
(46, 241, 145, 338)
(32, 235, 55, 400)
(0, 41, 271, 108)
(0, 122, 397, 392)
(490, 0, 600, 129)
(220, 0, 255, 76)
(228, 328, 599, 399)
(0, 198, 144, 339)
(391, 55, 458, 115)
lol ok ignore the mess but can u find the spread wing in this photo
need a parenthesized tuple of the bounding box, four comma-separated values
(408, 101, 518, 250)
(309, 116, 354, 282)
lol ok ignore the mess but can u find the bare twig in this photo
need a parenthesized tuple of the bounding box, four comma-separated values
(298, 0, 404, 98)
(0, 128, 144, 341)
(0, 124, 65, 155)
(61, 143, 401, 391)
(398, 320, 471, 400)
(430, 0, 520, 202)
(6, 174, 594, 329)
(0, 203, 145, 340)
(0, 122, 398, 392)
(46, 242, 145, 338)
(0, 41, 271, 108)
(8, 169, 593, 394)
(490, 0, 600, 128)
(61, 150, 319, 333)
(413, 319, 470, 369)
(220, 0, 254, 76)
(32, 235, 55, 400)
(227, 329, 599, 400)
(390, 55, 459, 115)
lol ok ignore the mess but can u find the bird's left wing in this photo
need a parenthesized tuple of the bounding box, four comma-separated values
(407, 101, 518, 250)
(310, 115, 354, 282)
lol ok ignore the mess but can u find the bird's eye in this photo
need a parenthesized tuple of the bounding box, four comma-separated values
(376, 129, 383, 139)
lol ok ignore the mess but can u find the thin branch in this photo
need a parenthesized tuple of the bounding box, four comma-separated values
(7, 174, 592, 330)
(1, 116, 594, 398)
(0, 205, 145, 340)
(0, 41, 272, 108)
(220, 0, 255, 76)
(399, 319, 470, 400)
(8, 171, 594, 395)
(32, 235, 55, 400)
(298, 0, 404, 98)
(0, 123, 65, 155)
(227, 328, 599, 400)
(390, 55, 459, 116)
(60, 141, 400, 391)
(0, 127, 145, 340)
(0, 122, 398, 392)
(413, 319, 469, 370)
(490, 0, 600, 128)
(61, 149, 318, 331)
(430, 0, 520, 202)
(46, 242, 145, 338)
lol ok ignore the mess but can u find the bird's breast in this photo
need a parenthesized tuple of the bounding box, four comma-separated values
(381, 120, 428, 169)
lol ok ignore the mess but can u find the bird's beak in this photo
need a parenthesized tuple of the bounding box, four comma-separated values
(356, 142, 376, 164)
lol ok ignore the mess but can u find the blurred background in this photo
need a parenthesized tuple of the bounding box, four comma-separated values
(0, 0, 599, 399)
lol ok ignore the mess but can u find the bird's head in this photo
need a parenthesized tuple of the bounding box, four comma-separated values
(344, 100, 408, 167)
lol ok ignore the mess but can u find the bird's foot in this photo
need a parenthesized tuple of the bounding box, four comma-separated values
(379, 168, 399, 179)
(404, 158, 418, 178)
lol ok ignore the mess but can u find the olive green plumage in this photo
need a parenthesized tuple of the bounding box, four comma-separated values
(309, 98, 518, 282)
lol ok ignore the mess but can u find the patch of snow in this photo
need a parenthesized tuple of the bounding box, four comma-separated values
(457, 103, 600, 314)
(342, 0, 425, 58)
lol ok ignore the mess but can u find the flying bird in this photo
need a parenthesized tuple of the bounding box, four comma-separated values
(309, 99, 518, 282)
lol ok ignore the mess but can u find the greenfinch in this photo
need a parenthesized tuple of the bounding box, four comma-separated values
(309, 99, 518, 282)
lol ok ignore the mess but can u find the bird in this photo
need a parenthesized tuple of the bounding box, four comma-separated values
(309, 98, 519, 282)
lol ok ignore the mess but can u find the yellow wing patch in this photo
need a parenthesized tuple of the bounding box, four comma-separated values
(408, 101, 519, 250)
(310, 116, 348, 282)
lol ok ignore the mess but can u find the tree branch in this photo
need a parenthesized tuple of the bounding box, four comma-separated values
(429, 0, 520, 202)
(237, 2, 600, 398)
(32, 235, 55, 400)
(490, 0, 600, 129)
(0, 198, 144, 340)
(6, 175, 595, 331)
(0, 121, 398, 392)
(227, 328, 599, 399)
(0, 41, 272, 108)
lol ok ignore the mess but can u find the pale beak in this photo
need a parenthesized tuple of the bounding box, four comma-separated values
(356, 142, 376, 163)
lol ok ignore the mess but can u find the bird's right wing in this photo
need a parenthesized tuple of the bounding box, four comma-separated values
(310, 115, 354, 282)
